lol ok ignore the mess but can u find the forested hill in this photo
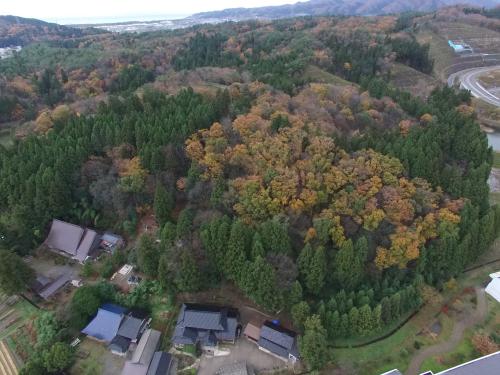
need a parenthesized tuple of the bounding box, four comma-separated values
(192, 0, 499, 20)
(0, 10, 499, 373)
(0, 15, 102, 47)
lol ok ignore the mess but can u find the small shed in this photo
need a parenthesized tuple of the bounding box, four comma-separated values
(243, 322, 261, 342)
(486, 278, 500, 303)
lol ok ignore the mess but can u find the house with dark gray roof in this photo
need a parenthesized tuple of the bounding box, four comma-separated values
(45, 219, 101, 263)
(257, 321, 299, 363)
(121, 329, 162, 375)
(146, 352, 177, 375)
(172, 304, 239, 351)
(109, 315, 148, 356)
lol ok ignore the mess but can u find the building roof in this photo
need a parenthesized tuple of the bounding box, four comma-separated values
(216, 362, 254, 375)
(108, 335, 131, 354)
(45, 219, 100, 262)
(31, 275, 52, 294)
(434, 351, 500, 375)
(486, 278, 500, 303)
(182, 304, 225, 330)
(380, 370, 403, 375)
(117, 316, 145, 340)
(38, 273, 72, 300)
(131, 329, 161, 364)
(258, 321, 298, 359)
(74, 229, 99, 262)
(81, 307, 124, 343)
(102, 303, 128, 315)
(243, 323, 261, 341)
(121, 329, 162, 375)
(172, 304, 238, 346)
(146, 352, 174, 375)
(45, 219, 85, 255)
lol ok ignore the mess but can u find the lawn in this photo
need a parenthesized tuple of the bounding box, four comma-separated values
(0, 298, 40, 341)
(303, 65, 353, 86)
(0, 128, 13, 148)
(419, 296, 499, 374)
(331, 239, 500, 375)
(416, 30, 454, 81)
(493, 152, 500, 169)
(333, 302, 447, 374)
(70, 338, 125, 375)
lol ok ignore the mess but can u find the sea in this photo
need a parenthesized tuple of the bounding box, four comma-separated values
(44, 14, 190, 25)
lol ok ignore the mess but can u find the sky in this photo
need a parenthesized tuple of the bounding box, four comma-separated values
(1, 0, 296, 24)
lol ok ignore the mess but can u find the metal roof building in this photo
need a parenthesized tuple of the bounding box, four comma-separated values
(257, 321, 299, 362)
(81, 305, 125, 343)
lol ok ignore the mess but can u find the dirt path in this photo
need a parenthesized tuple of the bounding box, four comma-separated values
(405, 287, 487, 375)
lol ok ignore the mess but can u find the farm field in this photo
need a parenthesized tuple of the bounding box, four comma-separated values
(389, 63, 439, 98)
(0, 295, 41, 374)
(432, 22, 500, 54)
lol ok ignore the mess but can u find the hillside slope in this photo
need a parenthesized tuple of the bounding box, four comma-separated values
(0, 15, 102, 47)
(192, 0, 498, 20)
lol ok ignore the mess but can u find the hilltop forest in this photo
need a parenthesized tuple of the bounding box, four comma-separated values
(0, 9, 499, 372)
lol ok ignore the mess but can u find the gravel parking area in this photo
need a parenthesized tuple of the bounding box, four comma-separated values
(198, 339, 286, 375)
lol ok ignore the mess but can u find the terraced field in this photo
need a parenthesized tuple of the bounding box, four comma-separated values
(0, 340, 20, 375)
(0, 294, 41, 374)
(433, 22, 500, 54)
(390, 63, 439, 98)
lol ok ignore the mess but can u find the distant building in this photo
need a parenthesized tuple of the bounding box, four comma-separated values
(448, 40, 473, 54)
(256, 321, 299, 363)
(172, 304, 239, 353)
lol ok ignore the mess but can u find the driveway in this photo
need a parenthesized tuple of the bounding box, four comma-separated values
(198, 339, 286, 375)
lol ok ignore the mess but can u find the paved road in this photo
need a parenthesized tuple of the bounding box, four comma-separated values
(448, 66, 500, 107)
(405, 287, 488, 375)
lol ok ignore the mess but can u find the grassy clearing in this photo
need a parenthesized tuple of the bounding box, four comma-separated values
(332, 239, 500, 375)
(0, 299, 39, 341)
(71, 338, 125, 375)
(490, 192, 500, 206)
(419, 297, 499, 373)
(303, 65, 353, 86)
(473, 99, 500, 130)
(389, 63, 438, 98)
(478, 69, 500, 88)
(416, 30, 454, 81)
(0, 128, 13, 148)
(493, 152, 500, 169)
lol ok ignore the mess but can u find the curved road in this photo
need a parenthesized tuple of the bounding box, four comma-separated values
(405, 287, 488, 375)
(448, 65, 500, 107)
